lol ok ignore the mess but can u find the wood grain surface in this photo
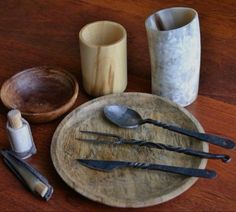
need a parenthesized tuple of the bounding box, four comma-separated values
(79, 21, 127, 97)
(51, 93, 207, 207)
(0, 0, 236, 211)
(0, 66, 79, 123)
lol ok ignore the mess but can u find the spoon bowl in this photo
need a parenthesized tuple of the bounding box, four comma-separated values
(104, 104, 142, 128)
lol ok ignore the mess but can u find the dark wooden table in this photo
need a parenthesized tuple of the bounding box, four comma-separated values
(0, 1, 236, 211)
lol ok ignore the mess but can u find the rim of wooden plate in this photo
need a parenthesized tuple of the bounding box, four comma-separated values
(51, 92, 208, 208)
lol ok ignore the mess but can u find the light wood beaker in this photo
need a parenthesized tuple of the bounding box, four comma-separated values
(79, 21, 127, 97)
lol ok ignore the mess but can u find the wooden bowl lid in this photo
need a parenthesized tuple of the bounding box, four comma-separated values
(0, 66, 79, 123)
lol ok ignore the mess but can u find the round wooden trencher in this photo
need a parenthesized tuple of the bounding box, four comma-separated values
(51, 92, 208, 208)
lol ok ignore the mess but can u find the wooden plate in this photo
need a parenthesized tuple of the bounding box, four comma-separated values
(51, 93, 208, 208)
(0, 66, 79, 123)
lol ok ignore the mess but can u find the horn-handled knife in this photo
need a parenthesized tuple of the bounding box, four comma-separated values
(78, 159, 216, 179)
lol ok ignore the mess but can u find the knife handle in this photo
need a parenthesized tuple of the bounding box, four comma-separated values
(144, 119, 235, 149)
(129, 140, 231, 163)
(128, 162, 216, 179)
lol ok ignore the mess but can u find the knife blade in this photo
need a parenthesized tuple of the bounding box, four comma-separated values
(78, 159, 216, 179)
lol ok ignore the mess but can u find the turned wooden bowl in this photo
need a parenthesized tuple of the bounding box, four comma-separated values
(0, 66, 79, 123)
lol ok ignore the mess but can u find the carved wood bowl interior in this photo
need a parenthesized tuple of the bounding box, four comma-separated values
(0, 66, 79, 123)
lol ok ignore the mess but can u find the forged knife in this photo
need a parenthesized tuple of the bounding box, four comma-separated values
(78, 159, 216, 179)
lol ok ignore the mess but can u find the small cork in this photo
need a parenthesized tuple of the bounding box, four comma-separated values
(7, 109, 23, 129)
(34, 181, 48, 198)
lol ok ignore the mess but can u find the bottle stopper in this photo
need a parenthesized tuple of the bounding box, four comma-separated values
(7, 109, 23, 129)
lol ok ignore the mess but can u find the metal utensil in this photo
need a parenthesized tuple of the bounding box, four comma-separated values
(78, 159, 216, 179)
(78, 131, 231, 163)
(104, 105, 236, 149)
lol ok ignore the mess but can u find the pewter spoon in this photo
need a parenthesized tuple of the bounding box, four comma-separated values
(104, 105, 236, 149)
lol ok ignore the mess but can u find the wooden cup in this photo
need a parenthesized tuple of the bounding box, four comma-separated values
(79, 21, 127, 97)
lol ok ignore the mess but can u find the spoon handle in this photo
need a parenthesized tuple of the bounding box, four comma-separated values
(127, 140, 231, 162)
(144, 119, 235, 149)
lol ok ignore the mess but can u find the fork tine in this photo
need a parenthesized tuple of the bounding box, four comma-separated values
(80, 130, 121, 139)
(76, 138, 113, 144)
(76, 138, 98, 142)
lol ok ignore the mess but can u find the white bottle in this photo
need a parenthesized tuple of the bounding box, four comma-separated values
(6, 110, 36, 159)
